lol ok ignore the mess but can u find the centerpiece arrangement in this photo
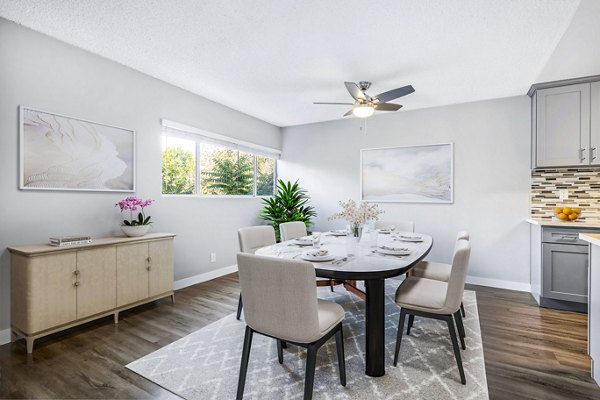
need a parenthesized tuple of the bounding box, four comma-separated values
(329, 199, 384, 239)
(116, 196, 154, 237)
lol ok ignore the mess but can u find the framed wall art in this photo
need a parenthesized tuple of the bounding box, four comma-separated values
(361, 143, 453, 203)
(19, 106, 135, 192)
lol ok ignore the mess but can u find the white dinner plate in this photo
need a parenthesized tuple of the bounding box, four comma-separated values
(377, 247, 412, 256)
(329, 230, 348, 236)
(377, 229, 392, 234)
(300, 251, 336, 262)
(397, 236, 423, 242)
(294, 238, 313, 246)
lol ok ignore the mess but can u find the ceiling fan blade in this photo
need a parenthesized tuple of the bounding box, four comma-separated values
(344, 82, 367, 101)
(374, 85, 415, 103)
(375, 103, 402, 111)
(343, 108, 354, 117)
(313, 102, 354, 105)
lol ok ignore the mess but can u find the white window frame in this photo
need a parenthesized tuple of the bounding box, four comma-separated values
(161, 119, 280, 198)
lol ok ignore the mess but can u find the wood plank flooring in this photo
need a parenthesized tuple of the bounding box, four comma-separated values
(0, 275, 599, 399)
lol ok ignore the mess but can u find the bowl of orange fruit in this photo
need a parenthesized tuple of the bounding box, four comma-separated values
(554, 207, 581, 221)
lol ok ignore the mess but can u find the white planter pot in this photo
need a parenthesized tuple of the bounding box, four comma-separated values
(121, 225, 150, 237)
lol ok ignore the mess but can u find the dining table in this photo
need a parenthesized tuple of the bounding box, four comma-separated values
(255, 230, 433, 377)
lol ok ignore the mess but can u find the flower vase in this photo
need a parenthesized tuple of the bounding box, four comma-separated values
(121, 225, 150, 237)
(351, 224, 363, 241)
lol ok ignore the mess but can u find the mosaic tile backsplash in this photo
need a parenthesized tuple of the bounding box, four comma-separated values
(531, 167, 600, 223)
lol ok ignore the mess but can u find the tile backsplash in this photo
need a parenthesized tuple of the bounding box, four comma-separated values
(531, 167, 600, 223)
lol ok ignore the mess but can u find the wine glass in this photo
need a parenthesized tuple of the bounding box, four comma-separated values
(312, 232, 322, 249)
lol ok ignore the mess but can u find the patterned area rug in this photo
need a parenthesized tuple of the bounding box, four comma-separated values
(127, 283, 488, 399)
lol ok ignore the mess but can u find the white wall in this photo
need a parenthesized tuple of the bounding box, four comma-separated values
(536, 0, 600, 82)
(0, 19, 281, 331)
(279, 96, 531, 289)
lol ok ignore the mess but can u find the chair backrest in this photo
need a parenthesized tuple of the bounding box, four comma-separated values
(453, 231, 470, 253)
(237, 253, 322, 343)
(444, 239, 471, 313)
(279, 221, 308, 241)
(238, 226, 276, 254)
(374, 221, 415, 232)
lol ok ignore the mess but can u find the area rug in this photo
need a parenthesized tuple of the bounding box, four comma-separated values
(127, 283, 488, 399)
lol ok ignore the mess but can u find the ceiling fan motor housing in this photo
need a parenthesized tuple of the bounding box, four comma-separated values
(358, 81, 372, 91)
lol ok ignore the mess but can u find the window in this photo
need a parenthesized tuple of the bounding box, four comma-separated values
(161, 120, 279, 197)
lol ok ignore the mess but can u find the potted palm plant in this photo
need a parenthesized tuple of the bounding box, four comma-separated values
(259, 179, 317, 241)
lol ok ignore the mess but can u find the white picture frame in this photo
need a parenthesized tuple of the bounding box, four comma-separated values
(19, 106, 136, 192)
(360, 143, 453, 203)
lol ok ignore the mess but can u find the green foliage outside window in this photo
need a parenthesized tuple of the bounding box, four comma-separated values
(161, 146, 195, 194)
(201, 149, 254, 195)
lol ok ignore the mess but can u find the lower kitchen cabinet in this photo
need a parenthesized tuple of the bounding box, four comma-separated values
(8, 233, 175, 353)
(530, 223, 599, 312)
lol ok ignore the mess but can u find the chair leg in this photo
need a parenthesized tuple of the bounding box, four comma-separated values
(460, 301, 466, 318)
(304, 345, 318, 400)
(407, 314, 415, 335)
(393, 308, 407, 366)
(454, 311, 466, 350)
(281, 341, 288, 349)
(277, 340, 284, 364)
(236, 293, 243, 320)
(236, 326, 254, 399)
(330, 281, 334, 292)
(335, 326, 346, 386)
(445, 316, 466, 385)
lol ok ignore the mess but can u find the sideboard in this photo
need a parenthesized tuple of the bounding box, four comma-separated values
(8, 232, 175, 353)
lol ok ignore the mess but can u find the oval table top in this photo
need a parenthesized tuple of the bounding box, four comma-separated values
(255, 231, 433, 280)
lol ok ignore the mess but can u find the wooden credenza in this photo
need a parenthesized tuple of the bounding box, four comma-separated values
(8, 233, 175, 353)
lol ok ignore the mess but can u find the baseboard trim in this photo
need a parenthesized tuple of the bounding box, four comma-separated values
(466, 276, 531, 292)
(0, 328, 11, 346)
(173, 264, 238, 290)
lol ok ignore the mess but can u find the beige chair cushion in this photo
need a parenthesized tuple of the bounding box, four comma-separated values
(279, 221, 308, 242)
(237, 253, 344, 343)
(395, 277, 449, 313)
(238, 226, 276, 254)
(412, 261, 451, 282)
(317, 299, 345, 335)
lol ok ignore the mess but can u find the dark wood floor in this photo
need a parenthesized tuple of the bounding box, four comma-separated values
(0, 275, 599, 399)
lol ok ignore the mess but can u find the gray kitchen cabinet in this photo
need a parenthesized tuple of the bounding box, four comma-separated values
(535, 83, 590, 167)
(542, 242, 588, 303)
(591, 81, 600, 165)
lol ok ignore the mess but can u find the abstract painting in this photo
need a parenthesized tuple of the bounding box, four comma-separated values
(361, 143, 453, 203)
(19, 106, 135, 191)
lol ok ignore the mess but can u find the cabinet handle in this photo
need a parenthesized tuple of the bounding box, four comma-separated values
(592, 147, 597, 161)
(72, 270, 80, 287)
(147, 257, 152, 271)
(579, 148, 587, 162)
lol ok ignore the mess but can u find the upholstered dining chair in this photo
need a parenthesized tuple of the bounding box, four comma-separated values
(412, 231, 470, 318)
(374, 220, 415, 232)
(279, 221, 308, 241)
(236, 226, 277, 320)
(236, 253, 347, 400)
(393, 239, 471, 384)
(278, 221, 342, 293)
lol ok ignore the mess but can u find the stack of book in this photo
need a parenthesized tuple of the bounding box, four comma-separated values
(49, 235, 92, 247)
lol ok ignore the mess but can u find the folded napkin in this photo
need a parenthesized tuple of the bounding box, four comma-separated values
(379, 245, 409, 251)
(306, 249, 329, 257)
(296, 237, 312, 242)
(399, 235, 422, 239)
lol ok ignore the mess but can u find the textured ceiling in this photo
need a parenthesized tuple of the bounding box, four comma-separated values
(0, 0, 581, 127)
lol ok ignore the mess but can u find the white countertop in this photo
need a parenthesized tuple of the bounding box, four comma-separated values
(579, 233, 600, 247)
(526, 218, 600, 229)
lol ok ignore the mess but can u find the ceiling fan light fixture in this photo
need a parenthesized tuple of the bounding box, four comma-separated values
(352, 104, 375, 118)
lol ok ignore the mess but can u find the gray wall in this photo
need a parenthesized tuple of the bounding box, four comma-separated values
(0, 19, 281, 331)
(279, 96, 531, 287)
(536, 0, 600, 82)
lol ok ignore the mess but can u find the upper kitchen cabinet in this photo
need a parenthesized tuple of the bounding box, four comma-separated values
(530, 76, 600, 168)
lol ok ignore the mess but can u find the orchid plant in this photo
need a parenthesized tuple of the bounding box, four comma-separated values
(329, 199, 384, 237)
(116, 196, 154, 226)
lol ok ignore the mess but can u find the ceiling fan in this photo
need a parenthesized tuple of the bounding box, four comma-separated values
(314, 81, 415, 118)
